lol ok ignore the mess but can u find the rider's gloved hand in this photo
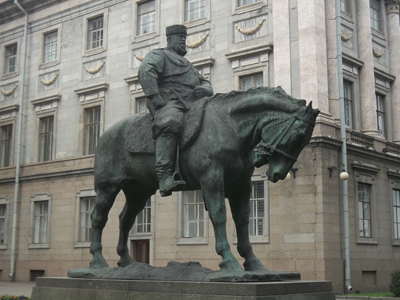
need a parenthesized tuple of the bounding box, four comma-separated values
(150, 94, 166, 110)
(194, 86, 212, 99)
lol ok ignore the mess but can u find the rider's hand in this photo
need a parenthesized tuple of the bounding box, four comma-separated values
(194, 86, 212, 99)
(150, 94, 166, 110)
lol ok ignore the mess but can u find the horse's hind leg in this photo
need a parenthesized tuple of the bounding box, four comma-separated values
(117, 182, 156, 267)
(227, 179, 267, 271)
(201, 175, 243, 272)
(90, 185, 120, 269)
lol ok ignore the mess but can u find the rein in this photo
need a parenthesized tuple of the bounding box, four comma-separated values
(257, 108, 315, 162)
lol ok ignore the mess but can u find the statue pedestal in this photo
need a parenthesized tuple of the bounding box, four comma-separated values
(31, 277, 335, 300)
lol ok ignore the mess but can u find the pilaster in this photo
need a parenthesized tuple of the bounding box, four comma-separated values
(273, 0, 291, 93)
(298, 0, 330, 115)
(356, 0, 378, 135)
(386, 0, 400, 143)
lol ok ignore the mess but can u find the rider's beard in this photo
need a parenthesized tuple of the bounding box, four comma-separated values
(175, 44, 187, 56)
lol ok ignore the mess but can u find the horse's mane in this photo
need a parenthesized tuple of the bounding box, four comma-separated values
(216, 86, 307, 116)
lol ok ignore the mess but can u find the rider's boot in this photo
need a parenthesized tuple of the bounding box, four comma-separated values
(155, 134, 186, 197)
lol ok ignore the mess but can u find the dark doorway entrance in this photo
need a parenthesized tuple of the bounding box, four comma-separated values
(132, 239, 150, 264)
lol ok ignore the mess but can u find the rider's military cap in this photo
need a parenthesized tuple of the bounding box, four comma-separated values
(166, 24, 187, 36)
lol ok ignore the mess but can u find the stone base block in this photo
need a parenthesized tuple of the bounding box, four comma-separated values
(31, 277, 335, 300)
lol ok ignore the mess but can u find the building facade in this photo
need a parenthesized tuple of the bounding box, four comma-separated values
(0, 0, 400, 294)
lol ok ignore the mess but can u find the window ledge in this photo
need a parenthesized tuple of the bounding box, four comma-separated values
(177, 237, 208, 245)
(357, 237, 378, 245)
(184, 17, 209, 29)
(83, 47, 107, 57)
(1, 72, 18, 81)
(340, 12, 354, 23)
(0, 244, 7, 250)
(371, 29, 386, 41)
(39, 60, 59, 70)
(74, 242, 90, 248)
(351, 161, 380, 173)
(29, 243, 50, 249)
(233, 1, 267, 15)
(133, 32, 159, 44)
(392, 239, 400, 246)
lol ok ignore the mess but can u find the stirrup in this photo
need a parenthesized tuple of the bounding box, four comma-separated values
(159, 174, 186, 197)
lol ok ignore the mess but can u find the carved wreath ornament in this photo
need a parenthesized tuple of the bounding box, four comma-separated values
(85, 61, 105, 74)
(341, 32, 352, 41)
(40, 73, 59, 86)
(186, 33, 209, 48)
(1, 83, 18, 96)
(235, 17, 266, 35)
(134, 53, 145, 61)
(373, 48, 385, 58)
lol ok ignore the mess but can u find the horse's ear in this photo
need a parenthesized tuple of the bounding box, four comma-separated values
(306, 101, 320, 117)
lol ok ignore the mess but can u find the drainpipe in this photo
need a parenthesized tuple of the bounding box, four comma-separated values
(335, 0, 352, 293)
(9, 0, 28, 280)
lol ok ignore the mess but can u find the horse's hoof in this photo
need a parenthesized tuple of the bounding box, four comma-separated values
(244, 259, 268, 271)
(117, 257, 134, 268)
(219, 259, 243, 272)
(89, 259, 109, 269)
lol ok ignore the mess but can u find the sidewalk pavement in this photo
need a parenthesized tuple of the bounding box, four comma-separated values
(0, 281, 36, 297)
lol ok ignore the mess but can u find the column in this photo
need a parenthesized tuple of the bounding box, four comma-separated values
(273, 0, 291, 93)
(356, 0, 378, 135)
(298, 0, 330, 114)
(386, 0, 400, 143)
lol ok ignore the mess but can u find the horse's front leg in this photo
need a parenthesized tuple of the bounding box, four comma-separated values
(228, 179, 267, 271)
(201, 176, 243, 272)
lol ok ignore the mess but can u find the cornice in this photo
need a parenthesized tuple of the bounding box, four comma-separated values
(74, 82, 109, 96)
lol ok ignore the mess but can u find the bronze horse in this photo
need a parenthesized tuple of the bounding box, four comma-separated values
(89, 87, 319, 272)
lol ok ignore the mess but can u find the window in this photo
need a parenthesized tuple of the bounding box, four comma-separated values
(238, 0, 259, 6)
(240, 73, 263, 91)
(370, 0, 382, 31)
(138, 1, 155, 35)
(43, 31, 57, 62)
(186, 0, 205, 21)
(0, 125, 12, 167)
(340, 0, 351, 14)
(132, 198, 151, 234)
(358, 183, 372, 238)
(136, 98, 149, 114)
(87, 16, 104, 50)
(0, 204, 6, 245)
(376, 94, 385, 137)
(33, 201, 49, 244)
(393, 189, 400, 240)
(79, 197, 94, 242)
(84, 106, 100, 155)
(344, 81, 353, 127)
(4, 44, 17, 74)
(249, 181, 265, 236)
(39, 116, 53, 162)
(183, 190, 205, 238)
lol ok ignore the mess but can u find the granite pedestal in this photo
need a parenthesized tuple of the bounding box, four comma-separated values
(31, 277, 335, 300)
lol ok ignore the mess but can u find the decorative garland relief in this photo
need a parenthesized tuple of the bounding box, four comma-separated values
(235, 17, 266, 35)
(341, 32, 352, 41)
(373, 48, 385, 58)
(85, 61, 105, 74)
(186, 33, 209, 48)
(40, 73, 59, 86)
(1, 83, 18, 96)
(134, 54, 145, 61)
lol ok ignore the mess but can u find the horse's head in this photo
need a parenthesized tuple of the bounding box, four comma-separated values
(254, 102, 320, 183)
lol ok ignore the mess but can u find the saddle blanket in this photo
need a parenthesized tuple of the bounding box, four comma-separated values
(125, 96, 213, 153)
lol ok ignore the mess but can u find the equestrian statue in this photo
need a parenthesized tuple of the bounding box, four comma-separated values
(87, 25, 319, 273)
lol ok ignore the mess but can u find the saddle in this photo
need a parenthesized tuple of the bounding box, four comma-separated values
(125, 96, 213, 153)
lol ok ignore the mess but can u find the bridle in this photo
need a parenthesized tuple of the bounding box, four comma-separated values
(256, 108, 316, 162)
